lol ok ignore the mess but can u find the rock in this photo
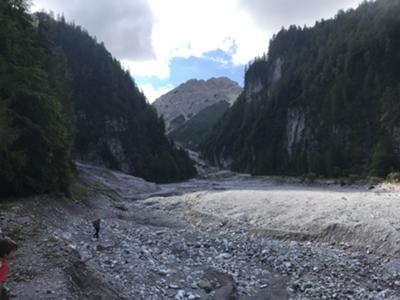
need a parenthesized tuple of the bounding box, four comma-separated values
(174, 290, 185, 300)
(157, 269, 169, 276)
(114, 203, 128, 211)
(216, 253, 232, 260)
(169, 284, 180, 289)
(191, 282, 198, 289)
(197, 279, 212, 293)
(187, 293, 201, 300)
(284, 262, 292, 269)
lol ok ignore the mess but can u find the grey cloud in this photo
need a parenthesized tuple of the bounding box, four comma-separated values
(35, 0, 155, 61)
(238, 0, 361, 32)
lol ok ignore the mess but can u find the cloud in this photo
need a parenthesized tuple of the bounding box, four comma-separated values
(31, 0, 155, 61)
(238, 0, 362, 32)
(122, 59, 170, 79)
(148, 0, 267, 66)
(31, 0, 363, 101)
(138, 83, 173, 103)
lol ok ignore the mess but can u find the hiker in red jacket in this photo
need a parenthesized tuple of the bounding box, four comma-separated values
(92, 219, 101, 238)
(0, 239, 17, 300)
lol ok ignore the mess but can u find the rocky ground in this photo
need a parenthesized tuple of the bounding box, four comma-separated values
(1, 163, 400, 299)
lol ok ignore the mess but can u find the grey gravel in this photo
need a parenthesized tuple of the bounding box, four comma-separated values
(1, 163, 400, 300)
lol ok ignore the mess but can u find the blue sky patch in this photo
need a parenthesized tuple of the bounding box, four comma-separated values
(135, 50, 244, 93)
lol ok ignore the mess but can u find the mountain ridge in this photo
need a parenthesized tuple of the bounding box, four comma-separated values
(153, 77, 242, 134)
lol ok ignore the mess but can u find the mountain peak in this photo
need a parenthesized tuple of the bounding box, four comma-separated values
(153, 77, 242, 133)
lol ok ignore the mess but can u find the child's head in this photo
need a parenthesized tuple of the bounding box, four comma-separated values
(0, 239, 18, 260)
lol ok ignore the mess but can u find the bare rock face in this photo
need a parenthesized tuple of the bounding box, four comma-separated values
(153, 77, 242, 134)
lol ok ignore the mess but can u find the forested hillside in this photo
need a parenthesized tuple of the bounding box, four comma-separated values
(169, 100, 231, 150)
(44, 15, 195, 183)
(202, 0, 400, 178)
(0, 0, 73, 196)
(0, 0, 195, 196)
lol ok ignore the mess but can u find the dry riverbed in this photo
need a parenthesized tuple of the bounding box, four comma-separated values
(1, 163, 400, 299)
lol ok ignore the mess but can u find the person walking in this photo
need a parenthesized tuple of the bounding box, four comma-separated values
(92, 218, 101, 238)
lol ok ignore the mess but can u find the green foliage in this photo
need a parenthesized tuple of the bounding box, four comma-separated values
(169, 101, 230, 150)
(202, 0, 400, 179)
(143, 144, 196, 183)
(367, 176, 383, 185)
(45, 16, 196, 182)
(0, 0, 73, 196)
(386, 172, 400, 183)
(369, 138, 398, 178)
(302, 172, 317, 183)
(201, 94, 248, 167)
(0, 1, 195, 196)
(69, 184, 90, 199)
(347, 174, 363, 183)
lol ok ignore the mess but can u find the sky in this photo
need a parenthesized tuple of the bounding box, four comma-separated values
(31, 0, 362, 102)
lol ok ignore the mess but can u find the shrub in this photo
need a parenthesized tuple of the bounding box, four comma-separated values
(386, 172, 400, 183)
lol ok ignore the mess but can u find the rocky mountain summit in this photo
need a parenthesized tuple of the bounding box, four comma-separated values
(153, 77, 242, 143)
